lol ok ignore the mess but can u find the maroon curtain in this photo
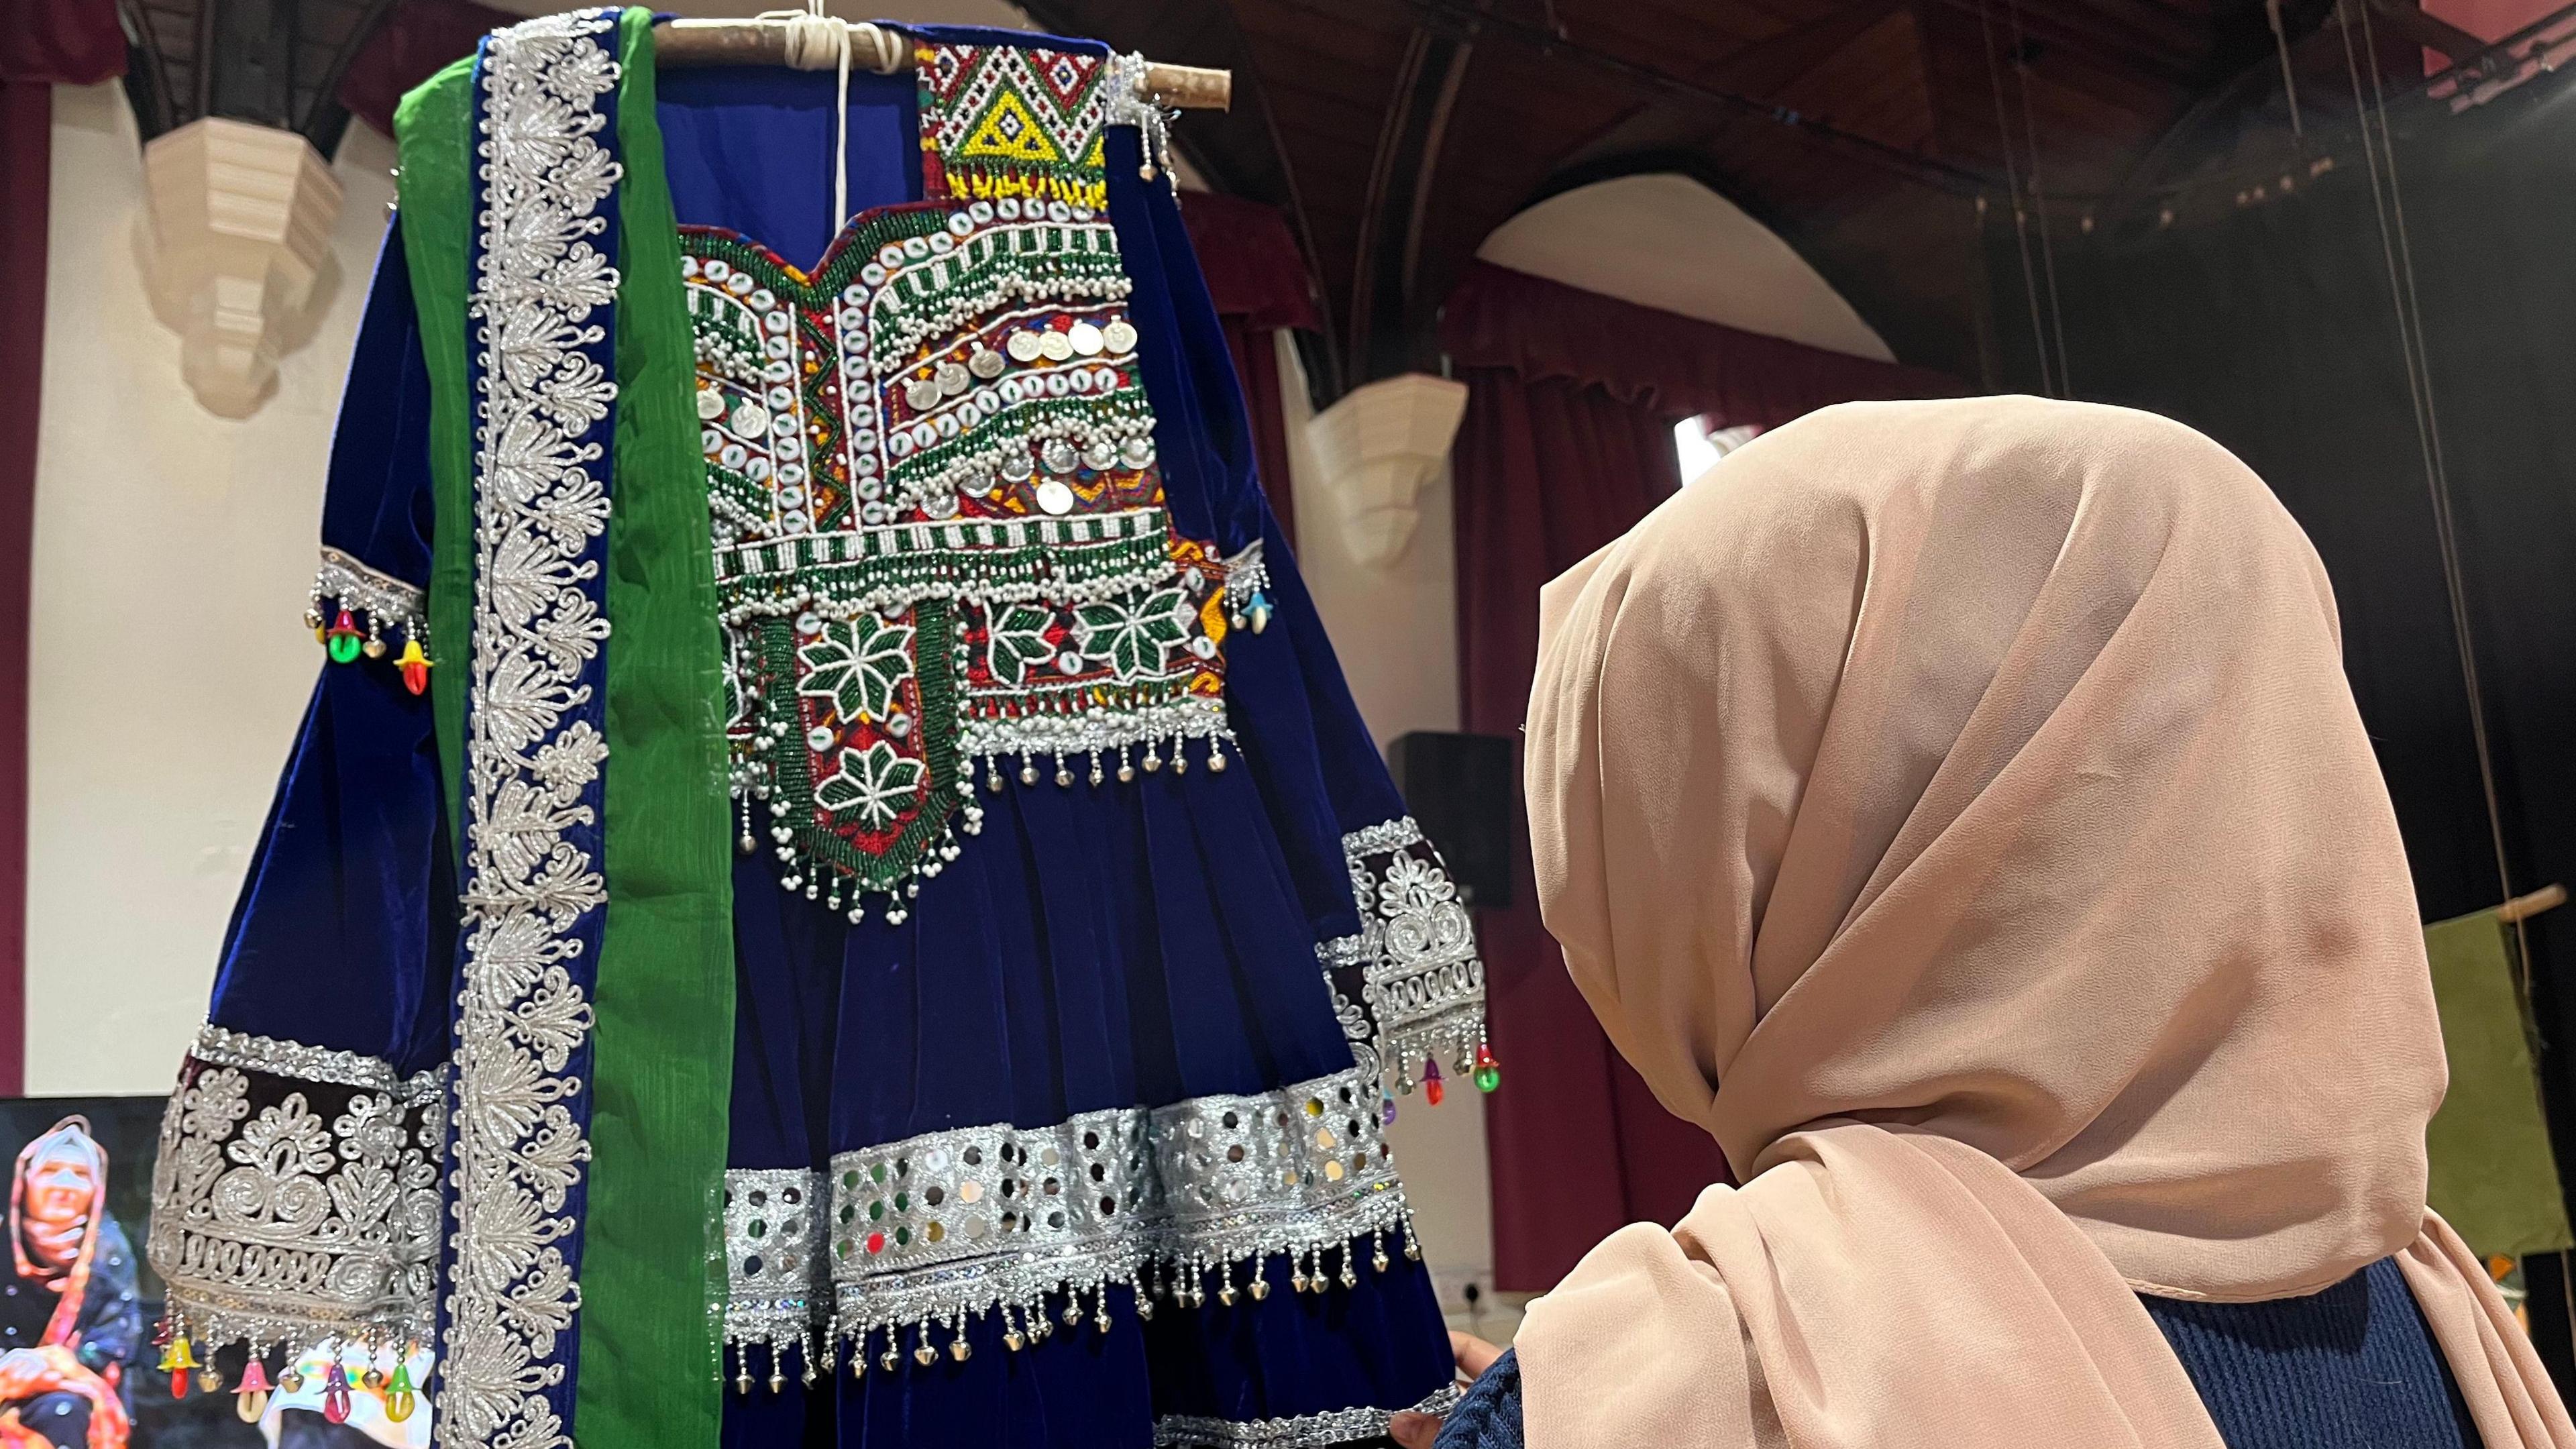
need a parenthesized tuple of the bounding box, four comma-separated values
(337, 0, 518, 138)
(1178, 190, 1321, 546)
(1442, 261, 1964, 1291)
(0, 0, 126, 1096)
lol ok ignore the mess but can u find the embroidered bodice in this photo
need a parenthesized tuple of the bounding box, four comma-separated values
(683, 200, 1252, 918)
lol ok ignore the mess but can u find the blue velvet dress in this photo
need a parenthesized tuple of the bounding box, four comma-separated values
(143, 17, 1480, 1449)
(1433, 1258, 2486, 1449)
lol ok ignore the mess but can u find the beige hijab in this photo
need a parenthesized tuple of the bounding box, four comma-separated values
(1516, 395, 2573, 1448)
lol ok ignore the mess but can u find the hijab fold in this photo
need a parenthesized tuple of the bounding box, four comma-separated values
(1515, 396, 2574, 1448)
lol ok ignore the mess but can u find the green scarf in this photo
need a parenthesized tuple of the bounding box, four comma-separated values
(394, 12, 737, 1443)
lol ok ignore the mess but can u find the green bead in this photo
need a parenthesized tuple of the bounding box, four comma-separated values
(1473, 1065, 1501, 1093)
(327, 633, 363, 664)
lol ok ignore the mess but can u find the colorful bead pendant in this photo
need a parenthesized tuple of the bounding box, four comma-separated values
(321, 1361, 353, 1424)
(160, 1332, 199, 1397)
(385, 1359, 417, 1424)
(325, 609, 364, 664)
(396, 636, 433, 695)
(1473, 1042, 1501, 1093)
(235, 1358, 272, 1423)
(1421, 1056, 1445, 1107)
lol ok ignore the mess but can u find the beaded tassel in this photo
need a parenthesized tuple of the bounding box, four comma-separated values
(235, 1355, 272, 1423)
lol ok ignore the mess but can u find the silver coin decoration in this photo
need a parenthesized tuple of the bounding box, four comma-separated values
(1034, 479, 1076, 516)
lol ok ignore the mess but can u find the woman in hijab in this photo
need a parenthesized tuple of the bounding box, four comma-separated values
(1397, 396, 2573, 1449)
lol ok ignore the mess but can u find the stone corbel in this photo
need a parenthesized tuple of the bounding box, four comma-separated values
(1305, 373, 1468, 568)
(136, 117, 344, 419)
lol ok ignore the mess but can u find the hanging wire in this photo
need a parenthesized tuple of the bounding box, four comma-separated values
(2337, 0, 2563, 1332)
(2006, 0, 2073, 396)
(2337, 0, 2520, 962)
(1980, 0, 2057, 396)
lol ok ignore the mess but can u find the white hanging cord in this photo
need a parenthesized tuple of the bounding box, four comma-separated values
(765, 5, 853, 231)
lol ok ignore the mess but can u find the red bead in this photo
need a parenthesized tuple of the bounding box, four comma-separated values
(1424, 1076, 1445, 1106)
(866, 1231, 886, 1254)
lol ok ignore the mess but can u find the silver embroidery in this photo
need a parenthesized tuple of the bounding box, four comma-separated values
(725, 1169, 830, 1380)
(1218, 538, 1269, 616)
(1324, 818, 1488, 1093)
(190, 1024, 442, 1100)
(1153, 1385, 1465, 1449)
(443, 13, 621, 1448)
(146, 1044, 445, 1354)
(315, 545, 431, 645)
(820, 1069, 1416, 1360)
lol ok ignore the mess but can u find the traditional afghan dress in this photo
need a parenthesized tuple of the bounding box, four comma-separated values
(142, 11, 1490, 1449)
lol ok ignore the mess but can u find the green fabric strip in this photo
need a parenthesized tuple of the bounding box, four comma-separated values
(576, 9, 739, 1446)
(391, 56, 478, 847)
(2424, 908, 2573, 1260)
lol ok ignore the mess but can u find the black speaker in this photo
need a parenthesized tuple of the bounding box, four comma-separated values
(1385, 731, 1516, 909)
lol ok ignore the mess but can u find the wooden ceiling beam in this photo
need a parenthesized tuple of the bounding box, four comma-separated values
(1921, 0, 2210, 87)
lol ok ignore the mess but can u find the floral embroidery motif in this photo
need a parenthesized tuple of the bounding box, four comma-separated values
(146, 1030, 445, 1357)
(441, 12, 622, 1448)
(1320, 818, 1492, 1100)
(684, 55, 1243, 920)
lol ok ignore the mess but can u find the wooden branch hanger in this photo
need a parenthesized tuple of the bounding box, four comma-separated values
(654, 17, 1232, 111)
(2500, 883, 2566, 924)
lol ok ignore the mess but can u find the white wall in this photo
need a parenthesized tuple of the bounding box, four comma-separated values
(1274, 336, 1497, 1309)
(27, 83, 398, 1095)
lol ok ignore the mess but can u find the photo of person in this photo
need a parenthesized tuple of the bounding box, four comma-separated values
(0, 1116, 140, 1449)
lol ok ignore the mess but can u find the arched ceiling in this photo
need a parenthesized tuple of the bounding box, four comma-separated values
(1476, 172, 1895, 362)
(1014, 0, 2496, 393)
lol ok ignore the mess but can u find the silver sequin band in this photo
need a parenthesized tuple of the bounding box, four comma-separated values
(767, 1068, 1417, 1359)
(725, 1168, 831, 1365)
(1154, 1384, 1466, 1448)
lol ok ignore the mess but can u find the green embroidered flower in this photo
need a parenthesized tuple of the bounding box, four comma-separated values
(987, 603, 1056, 687)
(1075, 588, 1189, 680)
(800, 615, 914, 721)
(815, 741, 924, 830)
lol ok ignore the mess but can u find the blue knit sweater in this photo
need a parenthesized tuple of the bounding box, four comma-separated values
(1433, 1256, 2483, 1448)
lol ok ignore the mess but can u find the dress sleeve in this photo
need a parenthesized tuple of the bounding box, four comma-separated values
(1105, 127, 1491, 1100)
(144, 221, 451, 1365)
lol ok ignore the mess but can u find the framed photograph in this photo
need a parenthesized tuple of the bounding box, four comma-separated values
(0, 1099, 427, 1449)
